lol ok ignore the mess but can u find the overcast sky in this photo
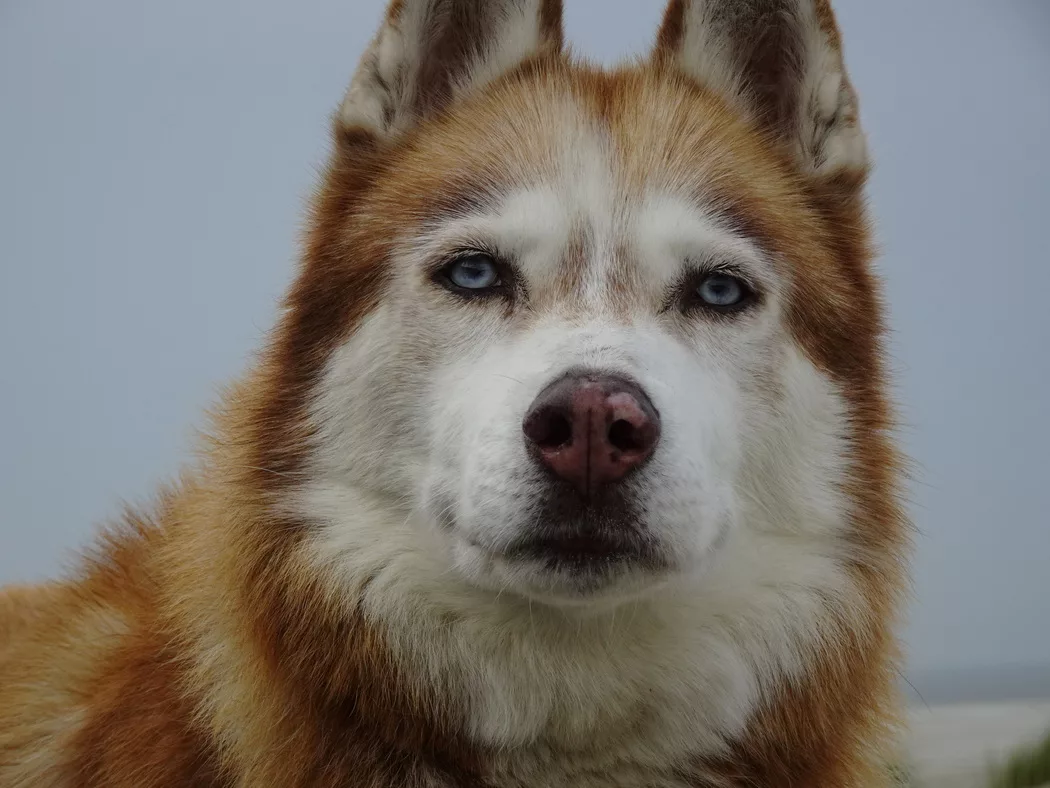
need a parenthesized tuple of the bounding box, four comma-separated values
(1, 0, 1048, 693)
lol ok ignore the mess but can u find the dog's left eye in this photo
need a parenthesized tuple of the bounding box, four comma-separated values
(440, 254, 502, 292)
(694, 272, 752, 310)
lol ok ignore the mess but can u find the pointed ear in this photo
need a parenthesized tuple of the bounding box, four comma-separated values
(654, 0, 867, 176)
(340, 0, 563, 139)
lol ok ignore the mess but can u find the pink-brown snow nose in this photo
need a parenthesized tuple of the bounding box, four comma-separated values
(522, 372, 661, 496)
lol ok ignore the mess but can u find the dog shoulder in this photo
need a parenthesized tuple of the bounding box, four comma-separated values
(0, 505, 227, 788)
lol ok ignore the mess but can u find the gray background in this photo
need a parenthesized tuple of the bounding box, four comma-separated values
(1, 0, 1048, 702)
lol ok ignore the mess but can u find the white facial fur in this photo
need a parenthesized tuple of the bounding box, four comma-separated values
(308, 121, 793, 601)
(420, 196, 778, 604)
(295, 123, 861, 771)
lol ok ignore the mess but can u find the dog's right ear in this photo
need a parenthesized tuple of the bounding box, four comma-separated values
(339, 0, 563, 141)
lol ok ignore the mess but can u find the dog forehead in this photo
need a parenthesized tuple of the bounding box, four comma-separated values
(376, 66, 753, 218)
(379, 70, 780, 299)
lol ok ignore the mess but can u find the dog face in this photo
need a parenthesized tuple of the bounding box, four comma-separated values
(294, 0, 875, 608)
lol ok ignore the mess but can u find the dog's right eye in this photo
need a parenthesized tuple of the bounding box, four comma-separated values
(437, 253, 506, 296)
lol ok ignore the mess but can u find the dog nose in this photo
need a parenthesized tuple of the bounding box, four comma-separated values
(522, 372, 660, 496)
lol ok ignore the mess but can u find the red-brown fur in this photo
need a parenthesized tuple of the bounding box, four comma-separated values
(0, 3, 908, 786)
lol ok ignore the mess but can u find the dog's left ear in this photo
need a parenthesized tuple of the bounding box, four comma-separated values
(653, 0, 867, 177)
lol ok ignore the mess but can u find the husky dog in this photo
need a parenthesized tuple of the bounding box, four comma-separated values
(0, 1, 909, 786)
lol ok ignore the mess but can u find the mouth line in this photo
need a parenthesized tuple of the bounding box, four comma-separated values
(500, 532, 666, 572)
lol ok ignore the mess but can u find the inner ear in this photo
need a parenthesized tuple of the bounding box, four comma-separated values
(414, 4, 495, 119)
(340, 0, 564, 140)
(732, 8, 807, 141)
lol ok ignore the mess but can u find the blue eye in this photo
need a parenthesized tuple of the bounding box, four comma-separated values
(442, 254, 502, 292)
(696, 273, 750, 309)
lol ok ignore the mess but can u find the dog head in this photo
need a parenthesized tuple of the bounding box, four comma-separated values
(263, 0, 879, 608)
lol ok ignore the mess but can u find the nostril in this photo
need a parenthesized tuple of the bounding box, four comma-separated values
(524, 408, 573, 449)
(608, 419, 643, 453)
(544, 413, 573, 447)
